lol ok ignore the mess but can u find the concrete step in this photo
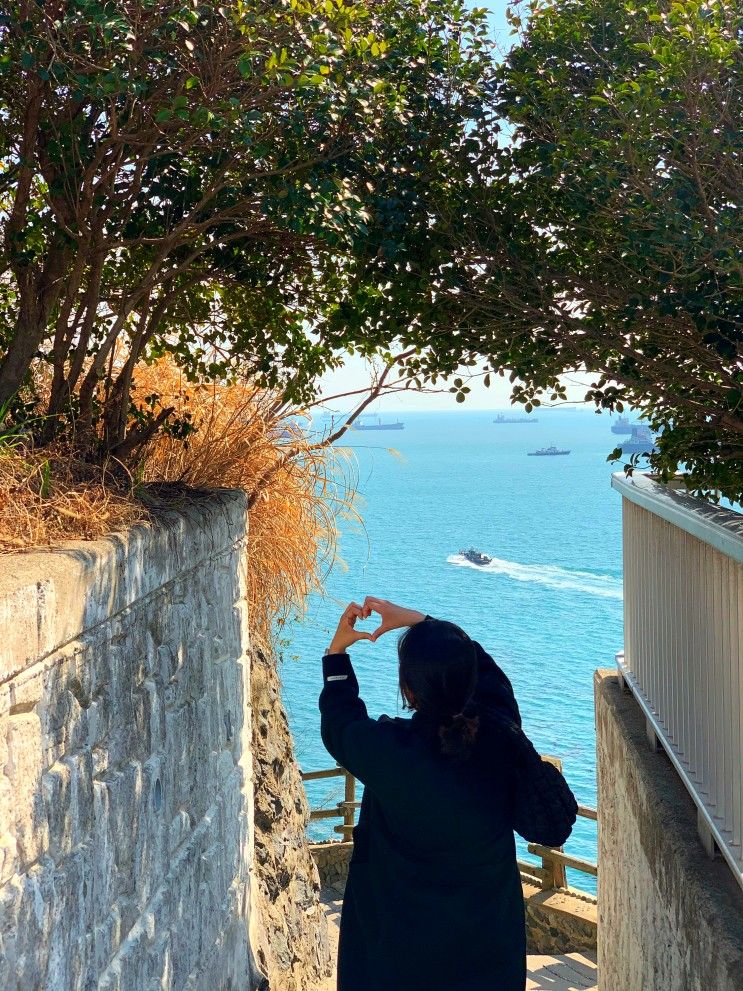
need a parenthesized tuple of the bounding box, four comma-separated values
(526, 951, 598, 990)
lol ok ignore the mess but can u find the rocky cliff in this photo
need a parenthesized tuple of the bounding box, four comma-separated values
(250, 647, 333, 989)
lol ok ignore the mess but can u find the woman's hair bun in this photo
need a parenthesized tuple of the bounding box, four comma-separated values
(438, 710, 480, 760)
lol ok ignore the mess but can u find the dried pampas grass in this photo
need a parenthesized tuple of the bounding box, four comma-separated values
(0, 358, 353, 654)
(136, 360, 353, 651)
(0, 442, 146, 551)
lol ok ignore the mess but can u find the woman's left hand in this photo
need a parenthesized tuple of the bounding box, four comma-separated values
(327, 602, 374, 654)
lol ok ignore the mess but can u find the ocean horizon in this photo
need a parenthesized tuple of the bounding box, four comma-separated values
(282, 406, 634, 893)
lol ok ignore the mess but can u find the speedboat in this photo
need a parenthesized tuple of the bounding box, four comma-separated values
(459, 548, 492, 566)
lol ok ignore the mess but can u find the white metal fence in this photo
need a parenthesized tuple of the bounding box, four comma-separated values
(612, 472, 743, 887)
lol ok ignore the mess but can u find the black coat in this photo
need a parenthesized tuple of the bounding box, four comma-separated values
(319, 638, 577, 991)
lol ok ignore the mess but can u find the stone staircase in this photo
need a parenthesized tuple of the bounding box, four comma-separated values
(316, 889, 598, 991)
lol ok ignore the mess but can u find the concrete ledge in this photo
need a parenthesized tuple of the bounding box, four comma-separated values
(0, 490, 248, 688)
(523, 882, 597, 954)
(310, 840, 353, 893)
(595, 669, 743, 991)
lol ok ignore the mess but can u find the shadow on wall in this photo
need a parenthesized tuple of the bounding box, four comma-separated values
(0, 492, 269, 990)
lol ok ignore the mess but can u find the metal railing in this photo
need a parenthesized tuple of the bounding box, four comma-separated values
(612, 471, 743, 888)
(301, 758, 597, 894)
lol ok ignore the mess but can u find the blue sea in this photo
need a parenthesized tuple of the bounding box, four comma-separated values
(281, 407, 630, 893)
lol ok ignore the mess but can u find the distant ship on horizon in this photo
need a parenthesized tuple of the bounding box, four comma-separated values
(493, 412, 538, 424)
(611, 415, 637, 435)
(620, 426, 657, 454)
(528, 445, 571, 456)
(352, 415, 405, 432)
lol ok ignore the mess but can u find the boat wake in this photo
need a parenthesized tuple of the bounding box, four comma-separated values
(446, 554, 623, 600)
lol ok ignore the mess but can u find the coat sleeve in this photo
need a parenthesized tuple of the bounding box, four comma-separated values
(319, 652, 400, 794)
(489, 717, 578, 847)
(471, 640, 522, 727)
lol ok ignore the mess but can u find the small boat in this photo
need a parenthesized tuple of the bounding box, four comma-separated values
(528, 446, 570, 456)
(352, 416, 405, 431)
(611, 415, 636, 435)
(620, 427, 658, 454)
(493, 413, 538, 424)
(459, 548, 492, 566)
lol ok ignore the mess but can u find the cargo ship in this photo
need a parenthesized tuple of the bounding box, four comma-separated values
(352, 416, 405, 431)
(493, 413, 538, 424)
(620, 426, 657, 454)
(611, 415, 637, 435)
(527, 446, 571, 456)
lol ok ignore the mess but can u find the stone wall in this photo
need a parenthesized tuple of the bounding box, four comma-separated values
(0, 492, 263, 990)
(251, 652, 332, 989)
(309, 840, 354, 893)
(522, 882, 596, 954)
(595, 669, 743, 991)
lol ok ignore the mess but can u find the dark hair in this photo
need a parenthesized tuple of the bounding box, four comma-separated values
(398, 618, 480, 760)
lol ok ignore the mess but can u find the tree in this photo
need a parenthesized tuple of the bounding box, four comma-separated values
(0, 0, 494, 457)
(446, 0, 743, 499)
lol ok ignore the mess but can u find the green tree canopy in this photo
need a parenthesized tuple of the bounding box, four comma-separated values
(0, 0, 493, 456)
(450, 0, 742, 499)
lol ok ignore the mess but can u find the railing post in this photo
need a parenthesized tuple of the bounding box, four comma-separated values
(343, 768, 356, 838)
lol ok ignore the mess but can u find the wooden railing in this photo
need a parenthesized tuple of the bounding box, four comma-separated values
(301, 764, 359, 837)
(301, 758, 598, 893)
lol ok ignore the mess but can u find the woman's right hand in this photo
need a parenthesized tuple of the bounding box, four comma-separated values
(362, 597, 426, 642)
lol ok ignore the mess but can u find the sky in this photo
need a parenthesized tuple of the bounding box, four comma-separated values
(317, 354, 597, 414)
(315, 2, 578, 416)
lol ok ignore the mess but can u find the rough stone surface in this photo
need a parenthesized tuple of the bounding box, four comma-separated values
(595, 669, 743, 991)
(522, 882, 597, 955)
(309, 840, 597, 955)
(0, 493, 263, 990)
(250, 651, 333, 990)
(309, 841, 353, 892)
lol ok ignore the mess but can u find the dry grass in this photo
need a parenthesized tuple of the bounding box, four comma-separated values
(0, 359, 352, 660)
(0, 441, 146, 551)
(136, 361, 352, 651)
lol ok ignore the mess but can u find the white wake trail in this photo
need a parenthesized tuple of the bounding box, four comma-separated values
(447, 554, 623, 600)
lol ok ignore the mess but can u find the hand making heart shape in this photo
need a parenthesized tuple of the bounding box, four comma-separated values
(327, 597, 427, 655)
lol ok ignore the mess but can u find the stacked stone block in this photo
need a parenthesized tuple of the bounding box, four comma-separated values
(0, 492, 260, 990)
(309, 841, 353, 893)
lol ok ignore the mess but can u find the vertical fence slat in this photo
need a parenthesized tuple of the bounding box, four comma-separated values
(614, 473, 743, 888)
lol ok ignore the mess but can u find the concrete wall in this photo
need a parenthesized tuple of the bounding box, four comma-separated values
(0, 492, 263, 990)
(595, 670, 743, 991)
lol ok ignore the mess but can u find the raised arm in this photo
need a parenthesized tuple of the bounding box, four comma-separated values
(318, 602, 403, 792)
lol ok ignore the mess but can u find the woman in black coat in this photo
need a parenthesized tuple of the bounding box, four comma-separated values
(319, 597, 578, 991)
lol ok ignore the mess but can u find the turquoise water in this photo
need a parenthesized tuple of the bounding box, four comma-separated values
(281, 408, 629, 893)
